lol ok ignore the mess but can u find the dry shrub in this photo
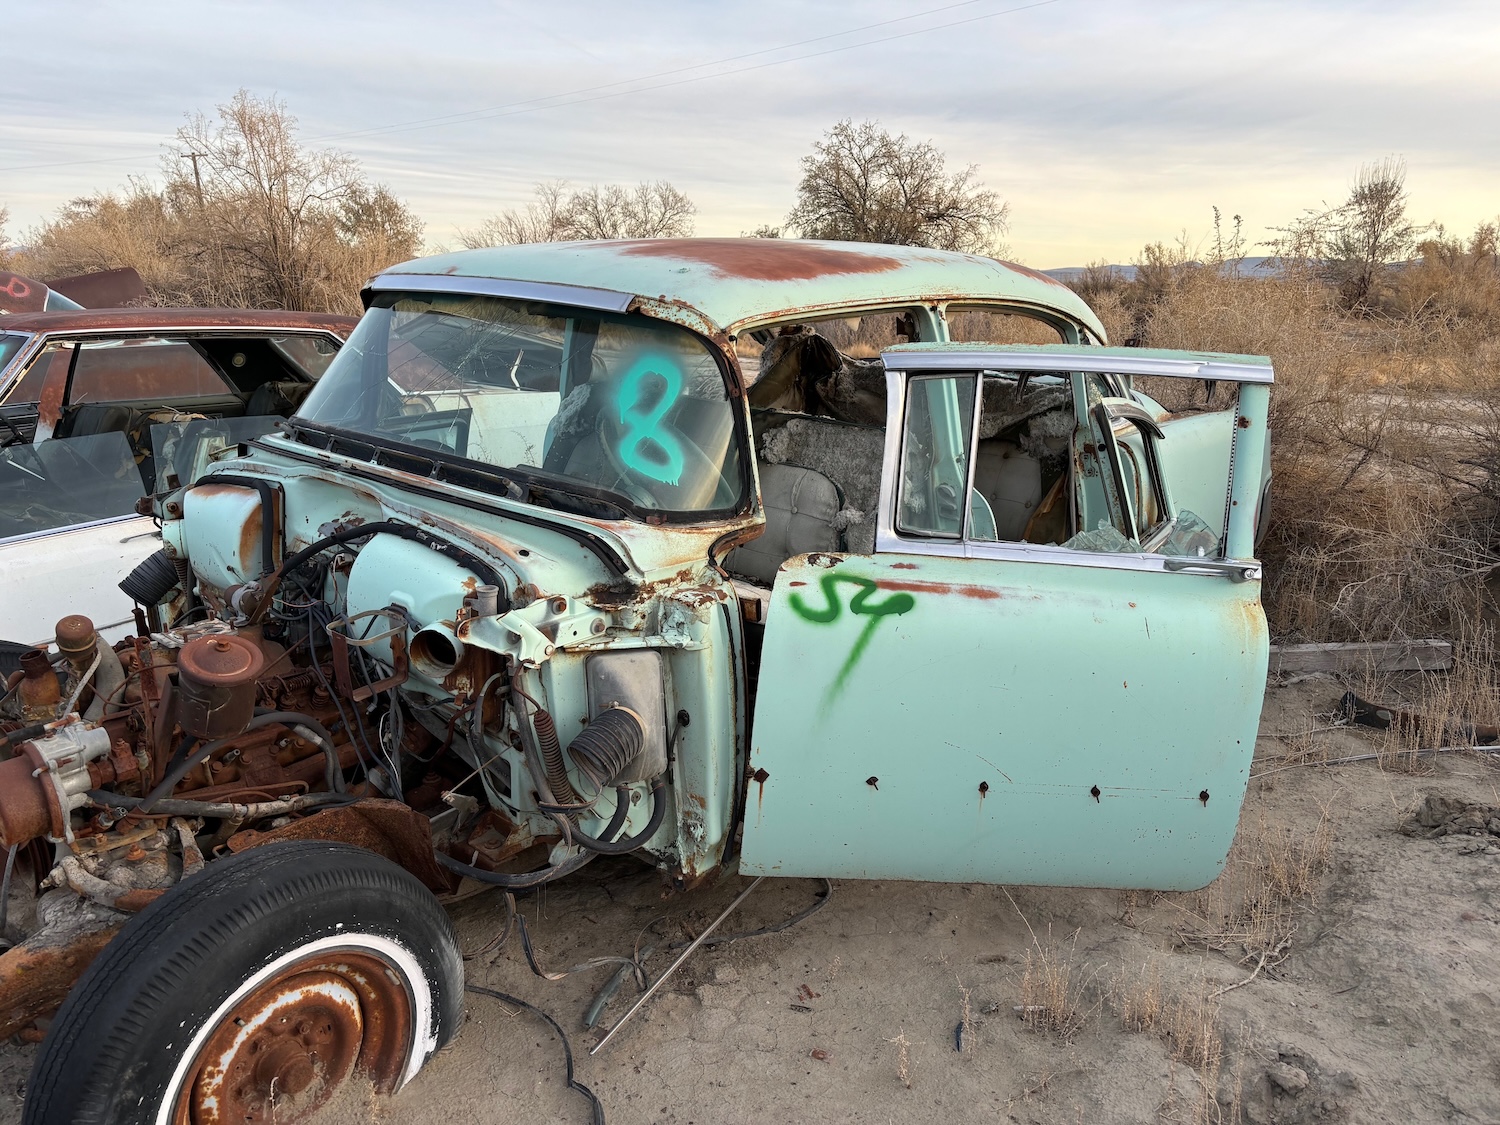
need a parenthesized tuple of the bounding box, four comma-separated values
(1018, 927, 1097, 1040)
(1113, 964, 1228, 1125)
(14, 91, 421, 314)
(1110, 248, 1500, 644)
(1170, 802, 1333, 962)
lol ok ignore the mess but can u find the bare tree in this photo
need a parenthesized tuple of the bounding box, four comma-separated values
(785, 120, 1009, 255)
(15, 93, 420, 312)
(1271, 157, 1425, 311)
(459, 181, 573, 247)
(460, 180, 695, 247)
(164, 91, 422, 310)
(1328, 158, 1423, 309)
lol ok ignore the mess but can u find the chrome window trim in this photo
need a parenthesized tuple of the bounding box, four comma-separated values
(882, 348, 1274, 384)
(2, 327, 344, 403)
(877, 367, 1262, 578)
(0, 331, 41, 400)
(365, 274, 635, 314)
(0, 511, 149, 548)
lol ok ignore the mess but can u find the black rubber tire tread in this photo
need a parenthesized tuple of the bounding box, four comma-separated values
(23, 840, 464, 1125)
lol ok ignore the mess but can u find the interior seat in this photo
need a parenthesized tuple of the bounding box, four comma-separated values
(245, 380, 312, 417)
(725, 462, 843, 586)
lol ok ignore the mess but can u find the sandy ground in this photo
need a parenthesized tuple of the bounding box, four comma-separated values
(4, 675, 1499, 1124)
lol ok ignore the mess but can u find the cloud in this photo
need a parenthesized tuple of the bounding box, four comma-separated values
(2, 0, 1497, 264)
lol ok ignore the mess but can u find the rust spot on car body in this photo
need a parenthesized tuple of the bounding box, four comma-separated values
(0, 926, 121, 1038)
(993, 259, 1071, 290)
(616, 239, 904, 282)
(0, 306, 357, 336)
(876, 578, 1002, 600)
(239, 506, 263, 573)
(890, 562, 919, 570)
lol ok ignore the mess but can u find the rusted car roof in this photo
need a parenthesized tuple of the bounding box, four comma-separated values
(0, 307, 358, 335)
(374, 238, 1106, 340)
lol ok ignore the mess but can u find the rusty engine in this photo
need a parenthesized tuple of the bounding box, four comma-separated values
(0, 582, 570, 1037)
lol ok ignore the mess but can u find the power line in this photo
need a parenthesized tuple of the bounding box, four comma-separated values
(0, 0, 1061, 175)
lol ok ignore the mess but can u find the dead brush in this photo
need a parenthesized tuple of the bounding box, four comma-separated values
(1017, 926, 1098, 1040)
(1113, 964, 1235, 1125)
(1166, 800, 1333, 972)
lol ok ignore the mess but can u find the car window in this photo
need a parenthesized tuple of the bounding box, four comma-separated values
(2, 341, 67, 406)
(270, 335, 339, 380)
(897, 374, 976, 538)
(299, 293, 748, 518)
(150, 415, 283, 489)
(895, 368, 1223, 558)
(0, 431, 146, 540)
(967, 371, 1076, 544)
(67, 338, 235, 404)
(943, 306, 1065, 345)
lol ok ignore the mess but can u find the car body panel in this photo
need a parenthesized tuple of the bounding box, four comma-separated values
(374, 238, 1107, 341)
(739, 551, 1268, 889)
(740, 345, 1271, 889)
(0, 516, 160, 646)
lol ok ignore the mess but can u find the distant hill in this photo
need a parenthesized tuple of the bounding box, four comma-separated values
(1042, 257, 1282, 283)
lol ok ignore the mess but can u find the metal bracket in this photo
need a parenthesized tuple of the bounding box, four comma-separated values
(326, 606, 410, 702)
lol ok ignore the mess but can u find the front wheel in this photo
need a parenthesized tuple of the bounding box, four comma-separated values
(24, 841, 463, 1124)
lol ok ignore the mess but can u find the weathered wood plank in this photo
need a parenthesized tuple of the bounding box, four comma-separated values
(1268, 640, 1452, 675)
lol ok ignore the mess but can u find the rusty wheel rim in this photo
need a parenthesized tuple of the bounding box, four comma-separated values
(174, 950, 413, 1125)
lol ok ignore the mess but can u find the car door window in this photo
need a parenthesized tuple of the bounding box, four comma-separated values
(897, 374, 976, 537)
(895, 368, 1226, 558)
(0, 430, 145, 540)
(68, 338, 234, 404)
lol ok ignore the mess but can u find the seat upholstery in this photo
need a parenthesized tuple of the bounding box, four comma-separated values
(245, 380, 311, 417)
(726, 462, 843, 585)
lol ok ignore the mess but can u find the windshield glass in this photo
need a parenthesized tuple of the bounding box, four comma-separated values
(297, 293, 746, 517)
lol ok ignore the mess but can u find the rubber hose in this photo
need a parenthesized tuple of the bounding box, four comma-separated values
(433, 795, 630, 888)
(532, 706, 583, 809)
(118, 549, 180, 606)
(565, 779, 668, 855)
(252, 708, 343, 794)
(567, 705, 645, 793)
(275, 520, 506, 597)
(136, 711, 340, 816)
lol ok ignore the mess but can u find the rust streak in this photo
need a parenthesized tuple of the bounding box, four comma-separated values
(994, 259, 1071, 290)
(876, 578, 1003, 600)
(615, 239, 904, 281)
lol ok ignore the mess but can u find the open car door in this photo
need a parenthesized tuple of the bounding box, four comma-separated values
(739, 345, 1272, 891)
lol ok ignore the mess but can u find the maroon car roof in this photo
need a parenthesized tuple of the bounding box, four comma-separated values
(0, 307, 358, 335)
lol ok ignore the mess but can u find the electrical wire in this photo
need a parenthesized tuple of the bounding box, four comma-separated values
(464, 984, 605, 1125)
(583, 878, 833, 1029)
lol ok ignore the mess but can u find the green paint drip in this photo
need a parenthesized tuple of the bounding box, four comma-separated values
(788, 573, 915, 704)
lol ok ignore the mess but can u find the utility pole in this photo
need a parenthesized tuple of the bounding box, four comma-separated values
(183, 152, 207, 205)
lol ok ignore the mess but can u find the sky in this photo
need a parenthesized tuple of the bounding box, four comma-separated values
(1, 0, 1496, 269)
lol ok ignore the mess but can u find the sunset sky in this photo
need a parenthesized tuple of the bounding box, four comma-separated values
(2, 0, 1495, 268)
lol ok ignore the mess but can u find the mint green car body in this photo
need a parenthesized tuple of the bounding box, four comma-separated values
(165, 239, 1270, 894)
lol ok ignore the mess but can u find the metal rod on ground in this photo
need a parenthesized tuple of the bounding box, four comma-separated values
(590, 876, 765, 1056)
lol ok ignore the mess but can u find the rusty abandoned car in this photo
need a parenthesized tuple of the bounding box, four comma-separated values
(0, 297, 354, 644)
(0, 238, 1272, 1122)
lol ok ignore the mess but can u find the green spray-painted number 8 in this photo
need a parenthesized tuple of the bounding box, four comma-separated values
(616, 355, 686, 486)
